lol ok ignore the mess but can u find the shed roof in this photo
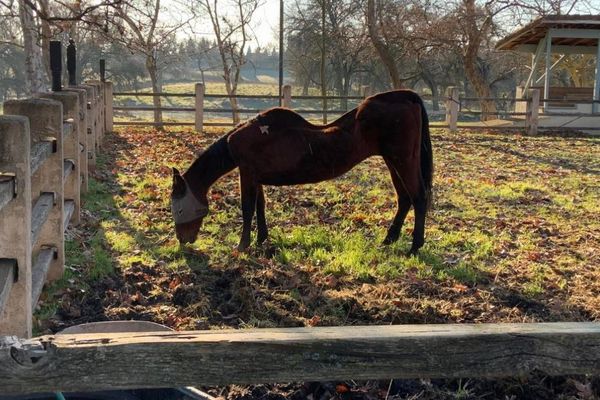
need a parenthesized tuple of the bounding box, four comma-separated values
(496, 15, 600, 51)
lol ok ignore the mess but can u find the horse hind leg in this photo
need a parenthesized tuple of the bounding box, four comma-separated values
(383, 158, 412, 245)
(384, 157, 428, 255)
(255, 185, 269, 245)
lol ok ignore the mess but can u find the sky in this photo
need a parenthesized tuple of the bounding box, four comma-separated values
(168, 0, 281, 47)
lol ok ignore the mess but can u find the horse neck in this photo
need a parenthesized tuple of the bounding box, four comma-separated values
(183, 135, 237, 197)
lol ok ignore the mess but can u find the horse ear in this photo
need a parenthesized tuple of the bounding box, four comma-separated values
(172, 169, 186, 196)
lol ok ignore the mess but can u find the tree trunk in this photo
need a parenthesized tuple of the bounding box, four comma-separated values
(18, 0, 45, 95)
(463, 0, 496, 121)
(463, 52, 496, 121)
(146, 54, 163, 130)
(367, 0, 401, 89)
(321, 0, 327, 124)
(38, 0, 52, 81)
(422, 73, 439, 111)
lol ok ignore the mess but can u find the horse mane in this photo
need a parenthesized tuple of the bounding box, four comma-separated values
(183, 131, 237, 192)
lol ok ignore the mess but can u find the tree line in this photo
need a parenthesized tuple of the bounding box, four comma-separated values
(0, 0, 597, 126)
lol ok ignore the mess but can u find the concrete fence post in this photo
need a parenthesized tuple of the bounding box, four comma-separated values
(3, 99, 65, 283)
(104, 81, 113, 136)
(282, 85, 292, 109)
(39, 91, 81, 225)
(85, 81, 104, 152)
(195, 83, 205, 133)
(0, 116, 33, 338)
(445, 86, 459, 132)
(526, 88, 540, 136)
(62, 88, 88, 193)
(71, 84, 96, 171)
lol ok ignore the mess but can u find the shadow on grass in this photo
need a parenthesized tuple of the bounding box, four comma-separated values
(35, 128, 597, 335)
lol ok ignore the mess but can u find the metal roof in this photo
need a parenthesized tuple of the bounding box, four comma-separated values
(496, 15, 600, 52)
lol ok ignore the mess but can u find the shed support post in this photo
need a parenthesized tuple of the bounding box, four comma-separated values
(0, 116, 32, 338)
(445, 86, 459, 132)
(543, 32, 552, 112)
(195, 83, 204, 133)
(523, 35, 547, 93)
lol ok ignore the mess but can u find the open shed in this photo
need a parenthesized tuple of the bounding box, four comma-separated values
(496, 15, 600, 114)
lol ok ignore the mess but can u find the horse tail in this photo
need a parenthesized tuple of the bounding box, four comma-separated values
(418, 95, 433, 211)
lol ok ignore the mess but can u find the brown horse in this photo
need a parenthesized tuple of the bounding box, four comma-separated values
(171, 90, 433, 254)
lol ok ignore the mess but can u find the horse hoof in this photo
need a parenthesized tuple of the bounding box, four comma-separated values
(382, 236, 398, 245)
(406, 247, 420, 256)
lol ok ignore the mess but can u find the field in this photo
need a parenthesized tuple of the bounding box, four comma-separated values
(114, 82, 381, 125)
(36, 126, 599, 399)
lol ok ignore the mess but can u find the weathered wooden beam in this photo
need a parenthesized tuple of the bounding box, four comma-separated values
(31, 192, 55, 246)
(0, 323, 599, 395)
(0, 174, 15, 212)
(0, 259, 17, 315)
(31, 247, 55, 312)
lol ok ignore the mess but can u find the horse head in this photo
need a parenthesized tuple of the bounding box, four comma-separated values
(170, 167, 208, 244)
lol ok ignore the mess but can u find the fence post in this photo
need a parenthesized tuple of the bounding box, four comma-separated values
(363, 86, 372, 98)
(104, 81, 113, 135)
(50, 41, 62, 92)
(526, 88, 540, 135)
(0, 116, 33, 338)
(195, 83, 205, 133)
(282, 85, 292, 108)
(39, 91, 81, 225)
(445, 86, 459, 132)
(62, 88, 88, 193)
(3, 99, 65, 283)
(67, 39, 77, 86)
(71, 85, 96, 171)
(86, 81, 105, 143)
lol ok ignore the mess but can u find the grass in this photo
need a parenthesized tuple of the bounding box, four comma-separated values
(33, 125, 600, 398)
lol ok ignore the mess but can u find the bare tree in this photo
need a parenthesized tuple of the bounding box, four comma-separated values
(102, 0, 190, 129)
(17, 0, 45, 93)
(366, 0, 403, 89)
(194, 0, 260, 124)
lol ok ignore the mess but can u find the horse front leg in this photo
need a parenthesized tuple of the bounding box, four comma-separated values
(238, 171, 257, 251)
(256, 185, 269, 245)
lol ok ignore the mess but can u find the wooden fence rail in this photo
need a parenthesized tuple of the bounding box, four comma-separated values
(0, 322, 599, 395)
(112, 84, 600, 133)
(0, 81, 108, 338)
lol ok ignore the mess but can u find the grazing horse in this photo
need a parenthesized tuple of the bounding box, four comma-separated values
(171, 90, 433, 254)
